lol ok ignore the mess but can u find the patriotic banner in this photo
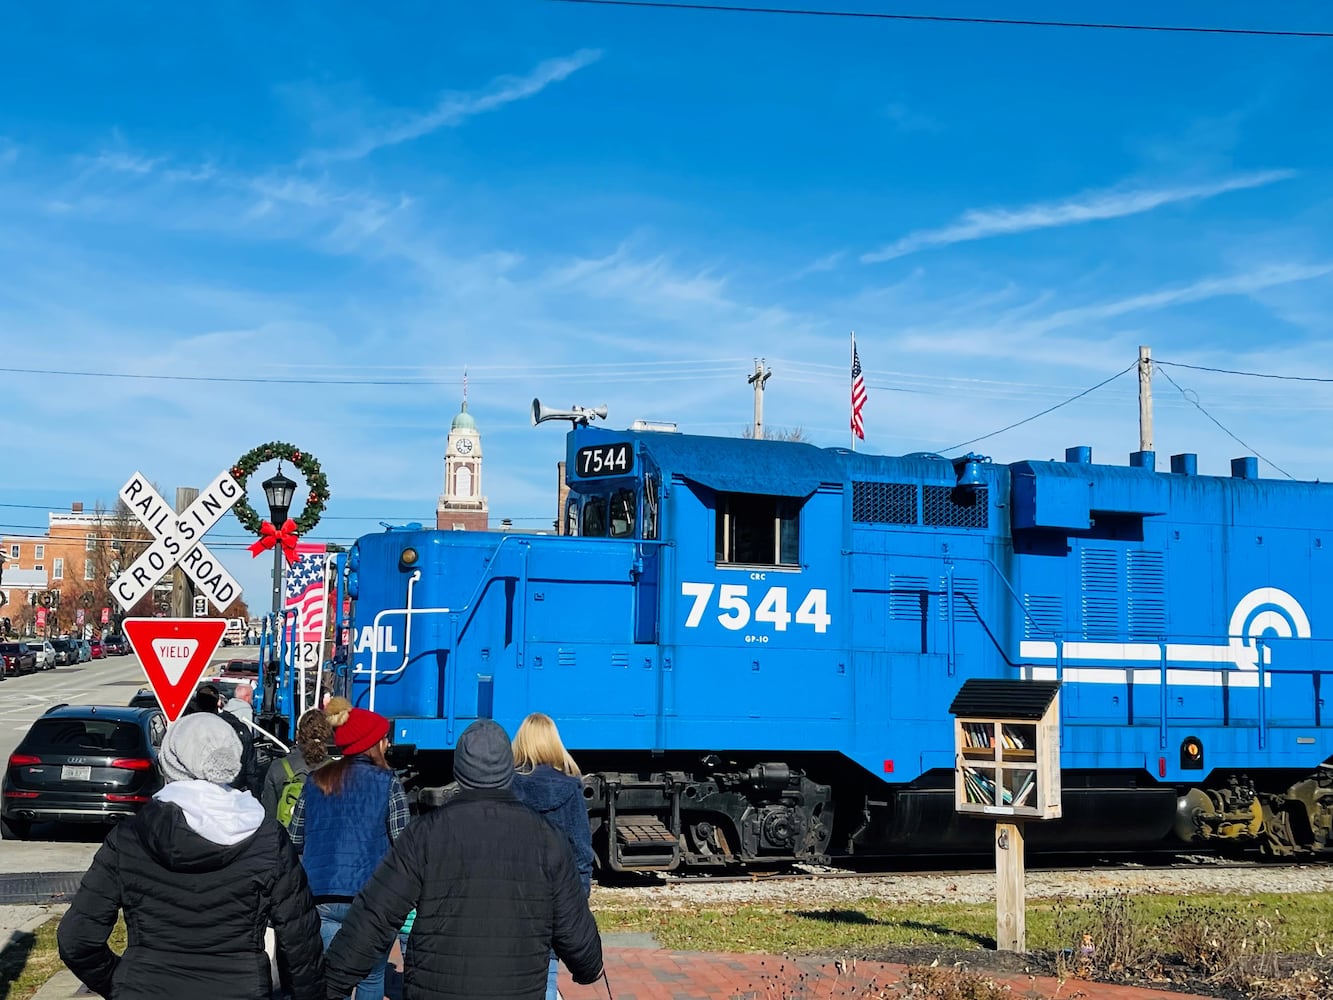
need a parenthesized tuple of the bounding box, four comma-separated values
(283, 542, 329, 688)
(850, 335, 867, 441)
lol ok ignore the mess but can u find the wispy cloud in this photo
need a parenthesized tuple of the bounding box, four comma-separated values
(312, 49, 602, 163)
(789, 251, 845, 280)
(861, 170, 1297, 263)
(1027, 262, 1333, 334)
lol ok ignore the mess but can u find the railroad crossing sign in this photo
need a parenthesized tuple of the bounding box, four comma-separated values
(123, 618, 227, 722)
(112, 470, 244, 612)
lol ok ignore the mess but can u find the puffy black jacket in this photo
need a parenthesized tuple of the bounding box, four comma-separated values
(57, 794, 324, 1000)
(220, 709, 264, 795)
(512, 766, 594, 896)
(324, 786, 602, 1000)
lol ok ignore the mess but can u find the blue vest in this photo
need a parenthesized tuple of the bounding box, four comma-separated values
(300, 758, 394, 899)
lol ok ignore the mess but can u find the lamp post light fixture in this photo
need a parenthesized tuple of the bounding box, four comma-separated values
(263, 468, 298, 616)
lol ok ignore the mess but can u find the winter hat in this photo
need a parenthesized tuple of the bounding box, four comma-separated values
(159, 713, 242, 784)
(334, 707, 390, 757)
(454, 719, 513, 790)
(323, 696, 353, 728)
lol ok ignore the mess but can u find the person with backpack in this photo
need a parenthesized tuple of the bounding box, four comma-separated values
(261, 708, 335, 826)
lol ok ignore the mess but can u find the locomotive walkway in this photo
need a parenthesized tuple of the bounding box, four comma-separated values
(556, 937, 1217, 1000)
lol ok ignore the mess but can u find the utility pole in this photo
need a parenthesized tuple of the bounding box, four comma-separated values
(1138, 345, 1153, 454)
(170, 487, 198, 619)
(748, 358, 772, 440)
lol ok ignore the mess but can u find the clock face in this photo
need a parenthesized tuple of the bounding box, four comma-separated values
(456, 437, 474, 455)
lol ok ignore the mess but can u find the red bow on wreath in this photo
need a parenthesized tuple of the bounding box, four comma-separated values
(249, 519, 300, 564)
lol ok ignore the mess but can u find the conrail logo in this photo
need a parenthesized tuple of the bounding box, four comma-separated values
(1019, 587, 1313, 687)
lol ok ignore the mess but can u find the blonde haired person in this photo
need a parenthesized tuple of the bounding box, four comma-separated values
(511, 712, 594, 1000)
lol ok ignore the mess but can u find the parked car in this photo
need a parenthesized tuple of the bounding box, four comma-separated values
(89, 639, 105, 660)
(0, 642, 38, 677)
(1, 704, 167, 840)
(74, 639, 91, 663)
(101, 635, 128, 656)
(31, 640, 57, 670)
(219, 659, 260, 680)
(49, 638, 81, 667)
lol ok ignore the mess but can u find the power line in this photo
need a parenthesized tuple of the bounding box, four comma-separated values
(941, 362, 1137, 453)
(1156, 359, 1333, 384)
(1154, 367, 1295, 480)
(546, 0, 1333, 38)
(0, 364, 747, 387)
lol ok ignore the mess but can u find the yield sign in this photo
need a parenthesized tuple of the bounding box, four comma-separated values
(123, 618, 228, 723)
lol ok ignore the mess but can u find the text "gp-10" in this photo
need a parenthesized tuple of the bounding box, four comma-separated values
(681, 582, 831, 633)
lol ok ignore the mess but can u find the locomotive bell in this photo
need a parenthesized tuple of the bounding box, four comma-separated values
(954, 454, 987, 489)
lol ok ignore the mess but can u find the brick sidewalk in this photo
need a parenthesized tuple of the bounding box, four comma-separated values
(559, 947, 1216, 1000)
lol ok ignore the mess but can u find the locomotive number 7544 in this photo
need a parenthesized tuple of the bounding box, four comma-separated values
(680, 582, 831, 633)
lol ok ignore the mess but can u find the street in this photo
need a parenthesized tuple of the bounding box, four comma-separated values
(1, 649, 235, 849)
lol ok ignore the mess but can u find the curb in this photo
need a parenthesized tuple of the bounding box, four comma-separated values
(31, 968, 86, 1000)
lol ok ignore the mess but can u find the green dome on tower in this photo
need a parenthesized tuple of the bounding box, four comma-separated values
(451, 400, 477, 431)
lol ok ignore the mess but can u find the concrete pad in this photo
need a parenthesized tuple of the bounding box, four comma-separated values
(1, 902, 66, 951)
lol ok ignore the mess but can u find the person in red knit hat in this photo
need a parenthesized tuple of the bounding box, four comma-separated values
(288, 705, 410, 1000)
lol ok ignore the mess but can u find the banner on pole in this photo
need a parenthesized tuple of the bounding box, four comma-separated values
(283, 542, 329, 691)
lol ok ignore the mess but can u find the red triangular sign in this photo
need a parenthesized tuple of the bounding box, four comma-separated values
(123, 618, 228, 723)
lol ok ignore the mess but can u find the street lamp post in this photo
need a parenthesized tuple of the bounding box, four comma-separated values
(263, 469, 297, 617)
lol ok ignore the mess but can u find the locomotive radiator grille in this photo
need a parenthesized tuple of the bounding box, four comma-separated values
(852, 482, 918, 524)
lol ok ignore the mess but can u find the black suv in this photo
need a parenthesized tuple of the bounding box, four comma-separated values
(0, 642, 38, 676)
(1, 704, 166, 840)
(49, 638, 81, 667)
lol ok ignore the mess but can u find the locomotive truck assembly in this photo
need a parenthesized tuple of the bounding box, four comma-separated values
(267, 410, 1333, 871)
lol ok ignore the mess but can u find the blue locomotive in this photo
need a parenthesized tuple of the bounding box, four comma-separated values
(312, 409, 1333, 870)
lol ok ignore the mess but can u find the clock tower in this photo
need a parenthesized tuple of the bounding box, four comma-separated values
(436, 397, 489, 531)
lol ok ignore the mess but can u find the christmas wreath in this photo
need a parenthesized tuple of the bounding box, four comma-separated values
(230, 441, 329, 538)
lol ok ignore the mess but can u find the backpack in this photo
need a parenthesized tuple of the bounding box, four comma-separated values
(276, 758, 305, 828)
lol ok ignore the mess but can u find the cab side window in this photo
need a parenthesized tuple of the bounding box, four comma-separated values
(715, 493, 800, 567)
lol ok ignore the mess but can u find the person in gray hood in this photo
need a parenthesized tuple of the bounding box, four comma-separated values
(58, 713, 325, 1000)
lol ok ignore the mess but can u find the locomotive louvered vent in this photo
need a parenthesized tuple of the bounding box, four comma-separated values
(923, 485, 988, 529)
(889, 575, 929, 620)
(1024, 595, 1063, 639)
(1127, 550, 1167, 640)
(938, 576, 980, 621)
(852, 482, 918, 524)
(1081, 547, 1121, 640)
(948, 678, 1060, 720)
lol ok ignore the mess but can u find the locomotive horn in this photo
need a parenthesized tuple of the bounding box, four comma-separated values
(532, 398, 609, 427)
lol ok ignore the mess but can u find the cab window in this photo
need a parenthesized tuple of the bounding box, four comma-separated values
(715, 493, 800, 567)
(642, 476, 659, 541)
(564, 496, 579, 537)
(582, 496, 607, 538)
(610, 489, 636, 538)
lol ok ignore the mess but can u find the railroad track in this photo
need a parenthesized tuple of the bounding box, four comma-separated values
(610, 851, 1313, 887)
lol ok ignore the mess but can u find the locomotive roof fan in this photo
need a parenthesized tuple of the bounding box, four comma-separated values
(532, 398, 609, 427)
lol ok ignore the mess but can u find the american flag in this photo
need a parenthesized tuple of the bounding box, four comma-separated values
(283, 544, 328, 646)
(850, 342, 867, 440)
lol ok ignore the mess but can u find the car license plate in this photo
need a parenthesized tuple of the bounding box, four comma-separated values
(61, 765, 92, 781)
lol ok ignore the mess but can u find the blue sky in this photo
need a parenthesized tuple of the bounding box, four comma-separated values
(1, 1, 1331, 608)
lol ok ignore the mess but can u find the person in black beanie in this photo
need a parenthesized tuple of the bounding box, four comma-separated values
(323, 719, 603, 1000)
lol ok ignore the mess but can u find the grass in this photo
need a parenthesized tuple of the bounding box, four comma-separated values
(592, 890, 1333, 956)
(0, 917, 124, 1000)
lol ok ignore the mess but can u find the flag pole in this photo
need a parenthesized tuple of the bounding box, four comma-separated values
(850, 330, 856, 452)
